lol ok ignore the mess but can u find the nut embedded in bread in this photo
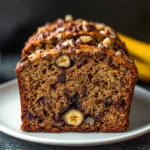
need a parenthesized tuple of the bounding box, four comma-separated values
(16, 15, 138, 133)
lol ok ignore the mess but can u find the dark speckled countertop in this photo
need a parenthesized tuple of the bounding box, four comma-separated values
(0, 132, 150, 150)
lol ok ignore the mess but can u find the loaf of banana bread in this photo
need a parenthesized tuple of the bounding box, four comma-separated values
(16, 15, 138, 132)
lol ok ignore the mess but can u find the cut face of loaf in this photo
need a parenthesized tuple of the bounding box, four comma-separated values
(16, 45, 138, 132)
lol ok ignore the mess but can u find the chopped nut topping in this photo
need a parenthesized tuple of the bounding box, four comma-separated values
(76, 24, 82, 31)
(62, 40, 69, 47)
(59, 39, 76, 49)
(76, 38, 82, 45)
(56, 27, 65, 33)
(98, 43, 107, 49)
(82, 20, 91, 32)
(82, 25, 91, 32)
(105, 26, 116, 38)
(46, 35, 53, 40)
(115, 51, 121, 57)
(43, 31, 50, 37)
(84, 117, 94, 126)
(95, 23, 105, 30)
(103, 37, 112, 46)
(68, 39, 75, 47)
(56, 55, 71, 68)
(125, 57, 134, 64)
(37, 26, 45, 33)
(36, 33, 43, 40)
(73, 32, 77, 36)
(99, 26, 116, 38)
(82, 20, 88, 25)
(65, 14, 73, 22)
(80, 36, 92, 43)
(99, 30, 105, 34)
(57, 19, 64, 27)
(75, 18, 82, 24)
(41, 53, 50, 60)
(35, 49, 44, 54)
(56, 40, 66, 50)
(57, 33, 62, 41)
(82, 25, 88, 32)
(28, 53, 37, 61)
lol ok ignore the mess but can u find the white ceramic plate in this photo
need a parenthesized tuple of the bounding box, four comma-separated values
(0, 79, 150, 146)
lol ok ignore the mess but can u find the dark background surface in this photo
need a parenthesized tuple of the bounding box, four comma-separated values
(0, 0, 150, 149)
(0, 0, 150, 84)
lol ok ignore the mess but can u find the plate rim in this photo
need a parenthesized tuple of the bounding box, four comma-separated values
(0, 79, 150, 146)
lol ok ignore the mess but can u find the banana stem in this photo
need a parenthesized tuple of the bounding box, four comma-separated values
(134, 59, 150, 82)
(118, 33, 150, 64)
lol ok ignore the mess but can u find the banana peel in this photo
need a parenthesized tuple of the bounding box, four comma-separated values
(118, 33, 150, 64)
(118, 33, 150, 82)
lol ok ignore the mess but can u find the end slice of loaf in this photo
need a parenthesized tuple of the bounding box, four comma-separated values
(16, 43, 138, 132)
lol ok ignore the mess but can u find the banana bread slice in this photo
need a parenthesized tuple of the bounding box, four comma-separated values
(16, 44, 138, 132)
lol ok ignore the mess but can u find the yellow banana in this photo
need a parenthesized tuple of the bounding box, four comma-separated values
(134, 59, 150, 82)
(118, 33, 150, 64)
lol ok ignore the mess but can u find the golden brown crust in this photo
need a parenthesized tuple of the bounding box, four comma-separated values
(17, 45, 137, 76)
(22, 18, 127, 57)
